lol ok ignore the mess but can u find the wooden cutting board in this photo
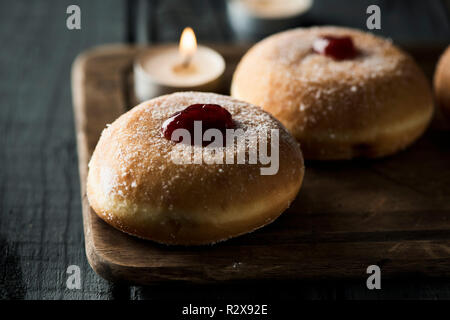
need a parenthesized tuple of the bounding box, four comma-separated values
(72, 44, 450, 285)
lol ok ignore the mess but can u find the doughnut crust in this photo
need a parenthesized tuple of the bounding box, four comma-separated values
(434, 46, 450, 120)
(231, 26, 434, 159)
(87, 92, 304, 245)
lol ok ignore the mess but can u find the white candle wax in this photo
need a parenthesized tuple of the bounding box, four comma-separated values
(134, 45, 225, 102)
(230, 0, 313, 19)
(226, 0, 313, 41)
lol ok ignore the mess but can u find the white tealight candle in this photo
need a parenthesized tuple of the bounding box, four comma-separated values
(230, 0, 313, 19)
(226, 0, 313, 41)
(134, 27, 225, 102)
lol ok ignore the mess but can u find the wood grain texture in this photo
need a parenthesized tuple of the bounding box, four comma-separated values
(72, 44, 450, 286)
(0, 0, 127, 299)
(2, 0, 450, 300)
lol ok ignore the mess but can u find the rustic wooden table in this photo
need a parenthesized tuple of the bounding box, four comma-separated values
(1, 0, 450, 300)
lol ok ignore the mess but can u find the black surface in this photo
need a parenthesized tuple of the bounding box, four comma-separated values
(132, 0, 450, 45)
(1, 0, 450, 300)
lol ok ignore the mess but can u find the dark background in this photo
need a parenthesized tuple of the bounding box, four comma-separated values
(0, 0, 449, 299)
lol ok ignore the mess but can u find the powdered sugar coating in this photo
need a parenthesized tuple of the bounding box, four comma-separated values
(86, 92, 305, 244)
(231, 26, 433, 159)
(259, 26, 402, 83)
(89, 92, 302, 202)
(233, 27, 414, 116)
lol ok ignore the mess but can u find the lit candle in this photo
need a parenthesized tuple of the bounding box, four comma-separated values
(134, 27, 225, 102)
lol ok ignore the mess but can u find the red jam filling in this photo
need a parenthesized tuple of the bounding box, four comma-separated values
(312, 35, 358, 60)
(161, 104, 235, 146)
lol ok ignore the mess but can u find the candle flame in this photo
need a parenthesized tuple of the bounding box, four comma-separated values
(179, 27, 197, 67)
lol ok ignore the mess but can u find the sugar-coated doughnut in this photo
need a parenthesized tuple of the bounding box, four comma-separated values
(87, 92, 304, 245)
(231, 26, 434, 160)
(434, 46, 450, 120)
